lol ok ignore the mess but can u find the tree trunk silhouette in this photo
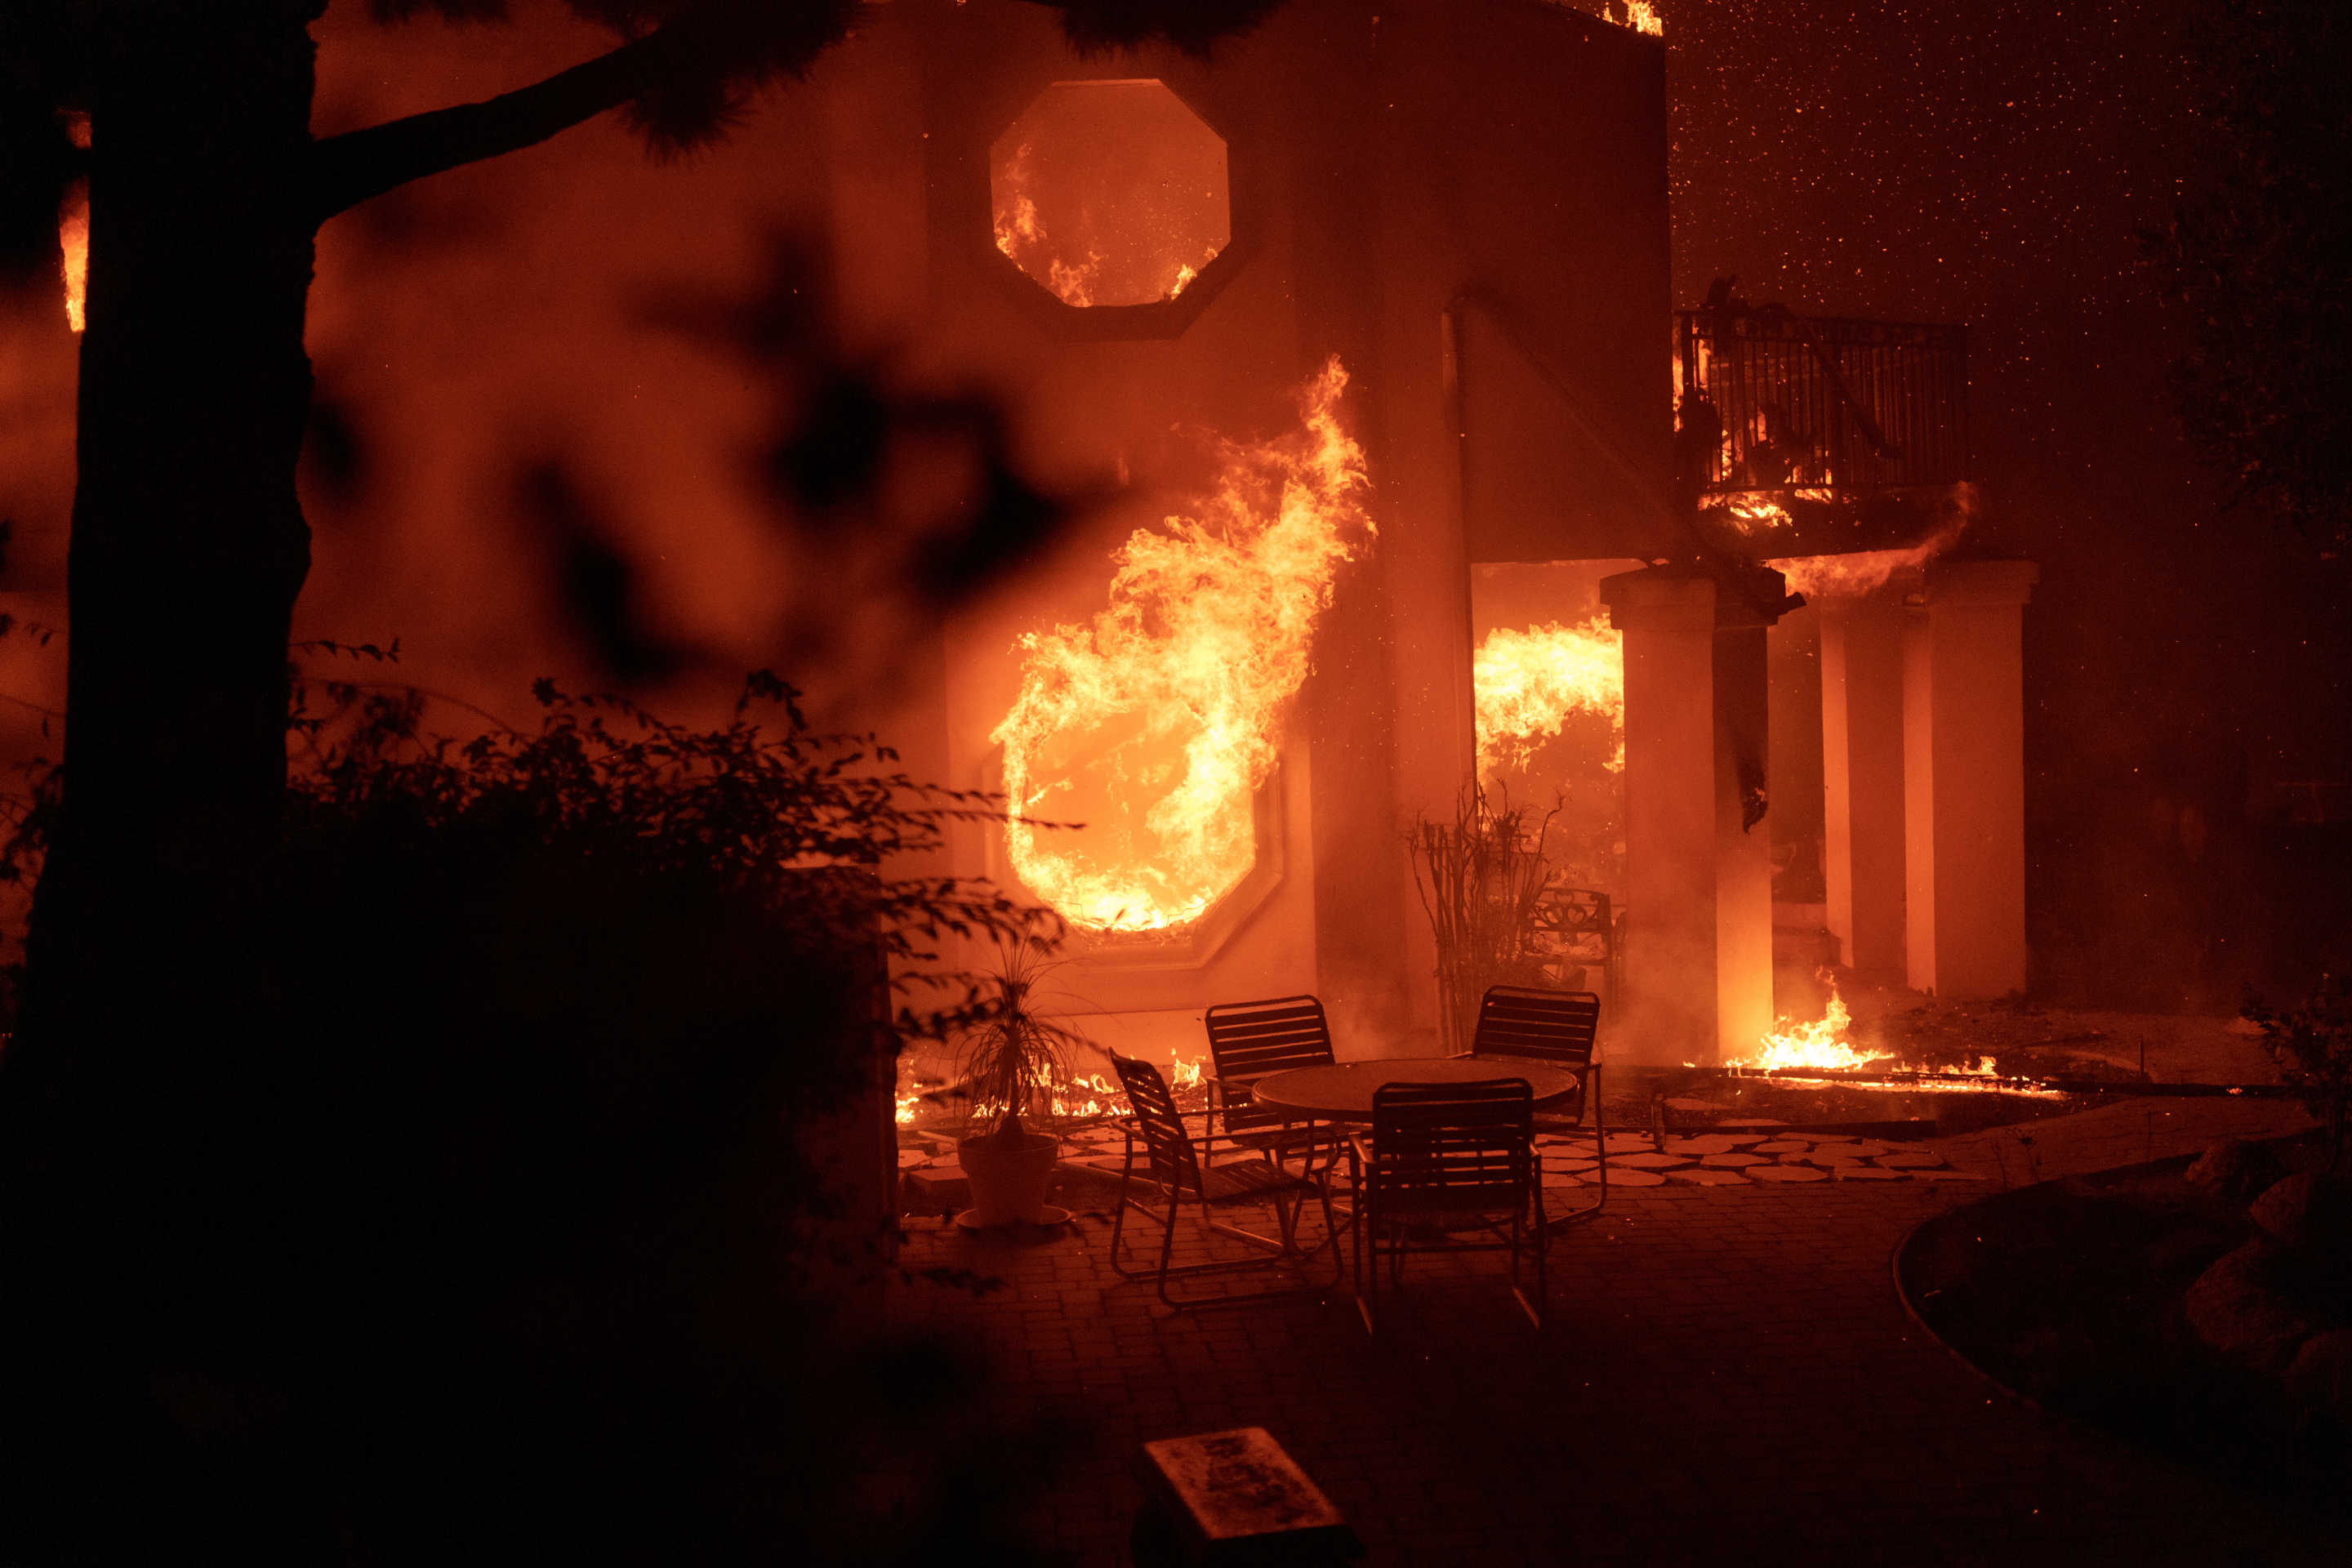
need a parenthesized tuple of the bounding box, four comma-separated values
(15, 7, 319, 1117)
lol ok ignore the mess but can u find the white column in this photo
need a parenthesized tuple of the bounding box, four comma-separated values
(1713, 617, 1775, 1061)
(1601, 568, 1723, 1062)
(1819, 596, 1908, 975)
(1903, 560, 2038, 997)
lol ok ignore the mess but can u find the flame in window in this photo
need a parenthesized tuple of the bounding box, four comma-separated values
(993, 359, 1372, 933)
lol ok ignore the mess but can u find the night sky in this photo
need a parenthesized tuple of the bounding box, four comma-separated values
(1665, 0, 2350, 999)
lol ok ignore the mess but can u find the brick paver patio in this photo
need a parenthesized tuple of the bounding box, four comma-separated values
(890, 1095, 2345, 1566)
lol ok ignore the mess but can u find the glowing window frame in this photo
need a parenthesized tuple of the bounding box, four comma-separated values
(981, 77, 1255, 341)
(980, 746, 1286, 970)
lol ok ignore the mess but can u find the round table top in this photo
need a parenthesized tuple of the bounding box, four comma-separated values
(1250, 1055, 1584, 1120)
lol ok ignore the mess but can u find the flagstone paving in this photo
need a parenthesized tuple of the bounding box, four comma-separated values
(888, 1094, 2341, 1566)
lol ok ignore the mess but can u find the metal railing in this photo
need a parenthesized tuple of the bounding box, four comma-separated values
(1675, 309, 1969, 497)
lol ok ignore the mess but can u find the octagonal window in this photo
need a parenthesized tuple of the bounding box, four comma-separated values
(990, 80, 1229, 309)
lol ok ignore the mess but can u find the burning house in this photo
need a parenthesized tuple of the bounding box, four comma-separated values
(849, 0, 2034, 1067)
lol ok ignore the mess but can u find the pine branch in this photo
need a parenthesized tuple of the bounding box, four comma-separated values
(307, 30, 670, 222)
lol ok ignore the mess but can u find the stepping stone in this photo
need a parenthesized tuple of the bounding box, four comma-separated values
(1794, 1152, 1868, 1167)
(1747, 1164, 1828, 1183)
(1833, 1165, 1909, 1181)
(1666, 1167, 1752, 1185)
(1834, 1141, 1898, 1159)
(1538, 1141, 1598, 1158)
(1605, 1134, 1659, 1154)
(1664, 1134, 1753, 1156)
(1600, 1167, 1665, 1187)
(1541, 1173, 1586, 1188)
(1752, 1139, 1812, 1154)
(1612, 1152, 1692, 1169)
(1874, 1151, 1946, 1169)
(1699, 1152, 1772, 1168)
(1544, 1159, 1599, 1174)
(1714, 1118, 1789, 1130)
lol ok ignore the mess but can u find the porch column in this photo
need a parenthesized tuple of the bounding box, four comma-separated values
(1713, 613, 1775, 1062)
(1903, 559, 2039, 997)
(1819, 595, 1908, 975)
(1601, 568, 1718, 1063)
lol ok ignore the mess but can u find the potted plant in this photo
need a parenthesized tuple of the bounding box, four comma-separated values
(954, 937, 1090, 1227)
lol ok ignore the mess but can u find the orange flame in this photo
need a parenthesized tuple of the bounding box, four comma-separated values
(1735, 978, 1882, 1073)
(1706, 493, 1793, 534)
(60, 189, 87, 335)
(994, 359, 1373, 933)
(59, 110, 87, 335)
(921, 1054, 1210, 1128)
(1624, 2, 1664, 37)
(1472, 618, 1625, 778)
(991, 136, 1213, 307)
(1724, 972, 2016, 1085)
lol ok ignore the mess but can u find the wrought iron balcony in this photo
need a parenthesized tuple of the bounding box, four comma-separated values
(1674, 305, 1970, 514)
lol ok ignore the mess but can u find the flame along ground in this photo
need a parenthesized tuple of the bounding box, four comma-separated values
(898, 1056, 1205, 1127)
(1723, 971, 2034, 1092)
(993, 358, 1373, 933)
(1472, 617, 1626, 779)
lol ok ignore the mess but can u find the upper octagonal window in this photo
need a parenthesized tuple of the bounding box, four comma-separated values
(989, 80, 1229, 309)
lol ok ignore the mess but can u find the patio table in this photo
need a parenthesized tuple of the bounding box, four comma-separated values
(1250, 1056, 1584, 1121)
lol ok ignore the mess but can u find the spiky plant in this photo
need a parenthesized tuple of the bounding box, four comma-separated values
(1410, 786, 1560, 1054)
(955, 936, 1091, 1145)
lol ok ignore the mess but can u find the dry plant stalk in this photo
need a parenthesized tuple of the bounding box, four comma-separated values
(1409, 788, 1558, 1054)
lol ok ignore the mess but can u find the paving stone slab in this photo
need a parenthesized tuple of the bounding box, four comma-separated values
(1603, 1134, 1659, 1153)
(1598, 1167, 1665, 1187)
(1544, 1159, 1600, 1174)
(1832, 1165, 1910, 1181)
(1873, 1152, 1946, 1169)
(1794, 1152, 1869, 1167)
(1541, 1174, 1587, 1188)
(1666, 1167, 1753, 1185)
(1751, 1139, 1812, 1154)
(1664, 1134, 1756, 1155)
(1611, 1152, 1693, 1169)
(1746, 1163, 1829, 1183)
(1699, 1152, 1773, 1168)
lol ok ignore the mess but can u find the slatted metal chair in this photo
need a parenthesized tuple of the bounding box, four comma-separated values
(1203, 995, 1342, 1174)
(1471, 983, 1607, 1227)
(1106, 1050, 1343, 1309)
(1350, 1077, 1544, 1331)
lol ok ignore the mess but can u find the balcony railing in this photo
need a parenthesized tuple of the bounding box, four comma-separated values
(1674, 308, 1969, 499)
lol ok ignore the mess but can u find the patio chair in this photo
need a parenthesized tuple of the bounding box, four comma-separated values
(1106, 1050, 1343, 1310)
(1204, 995, 1343, 1174)
(1471, 983, 1606, 1227)
(1351, 1077, 1545, 1331)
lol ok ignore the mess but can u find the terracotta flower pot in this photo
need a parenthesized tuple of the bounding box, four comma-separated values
(958, 1129, 1061, 1226)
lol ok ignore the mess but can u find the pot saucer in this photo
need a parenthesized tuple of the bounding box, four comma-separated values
(955, 1205, 1072, 1232)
